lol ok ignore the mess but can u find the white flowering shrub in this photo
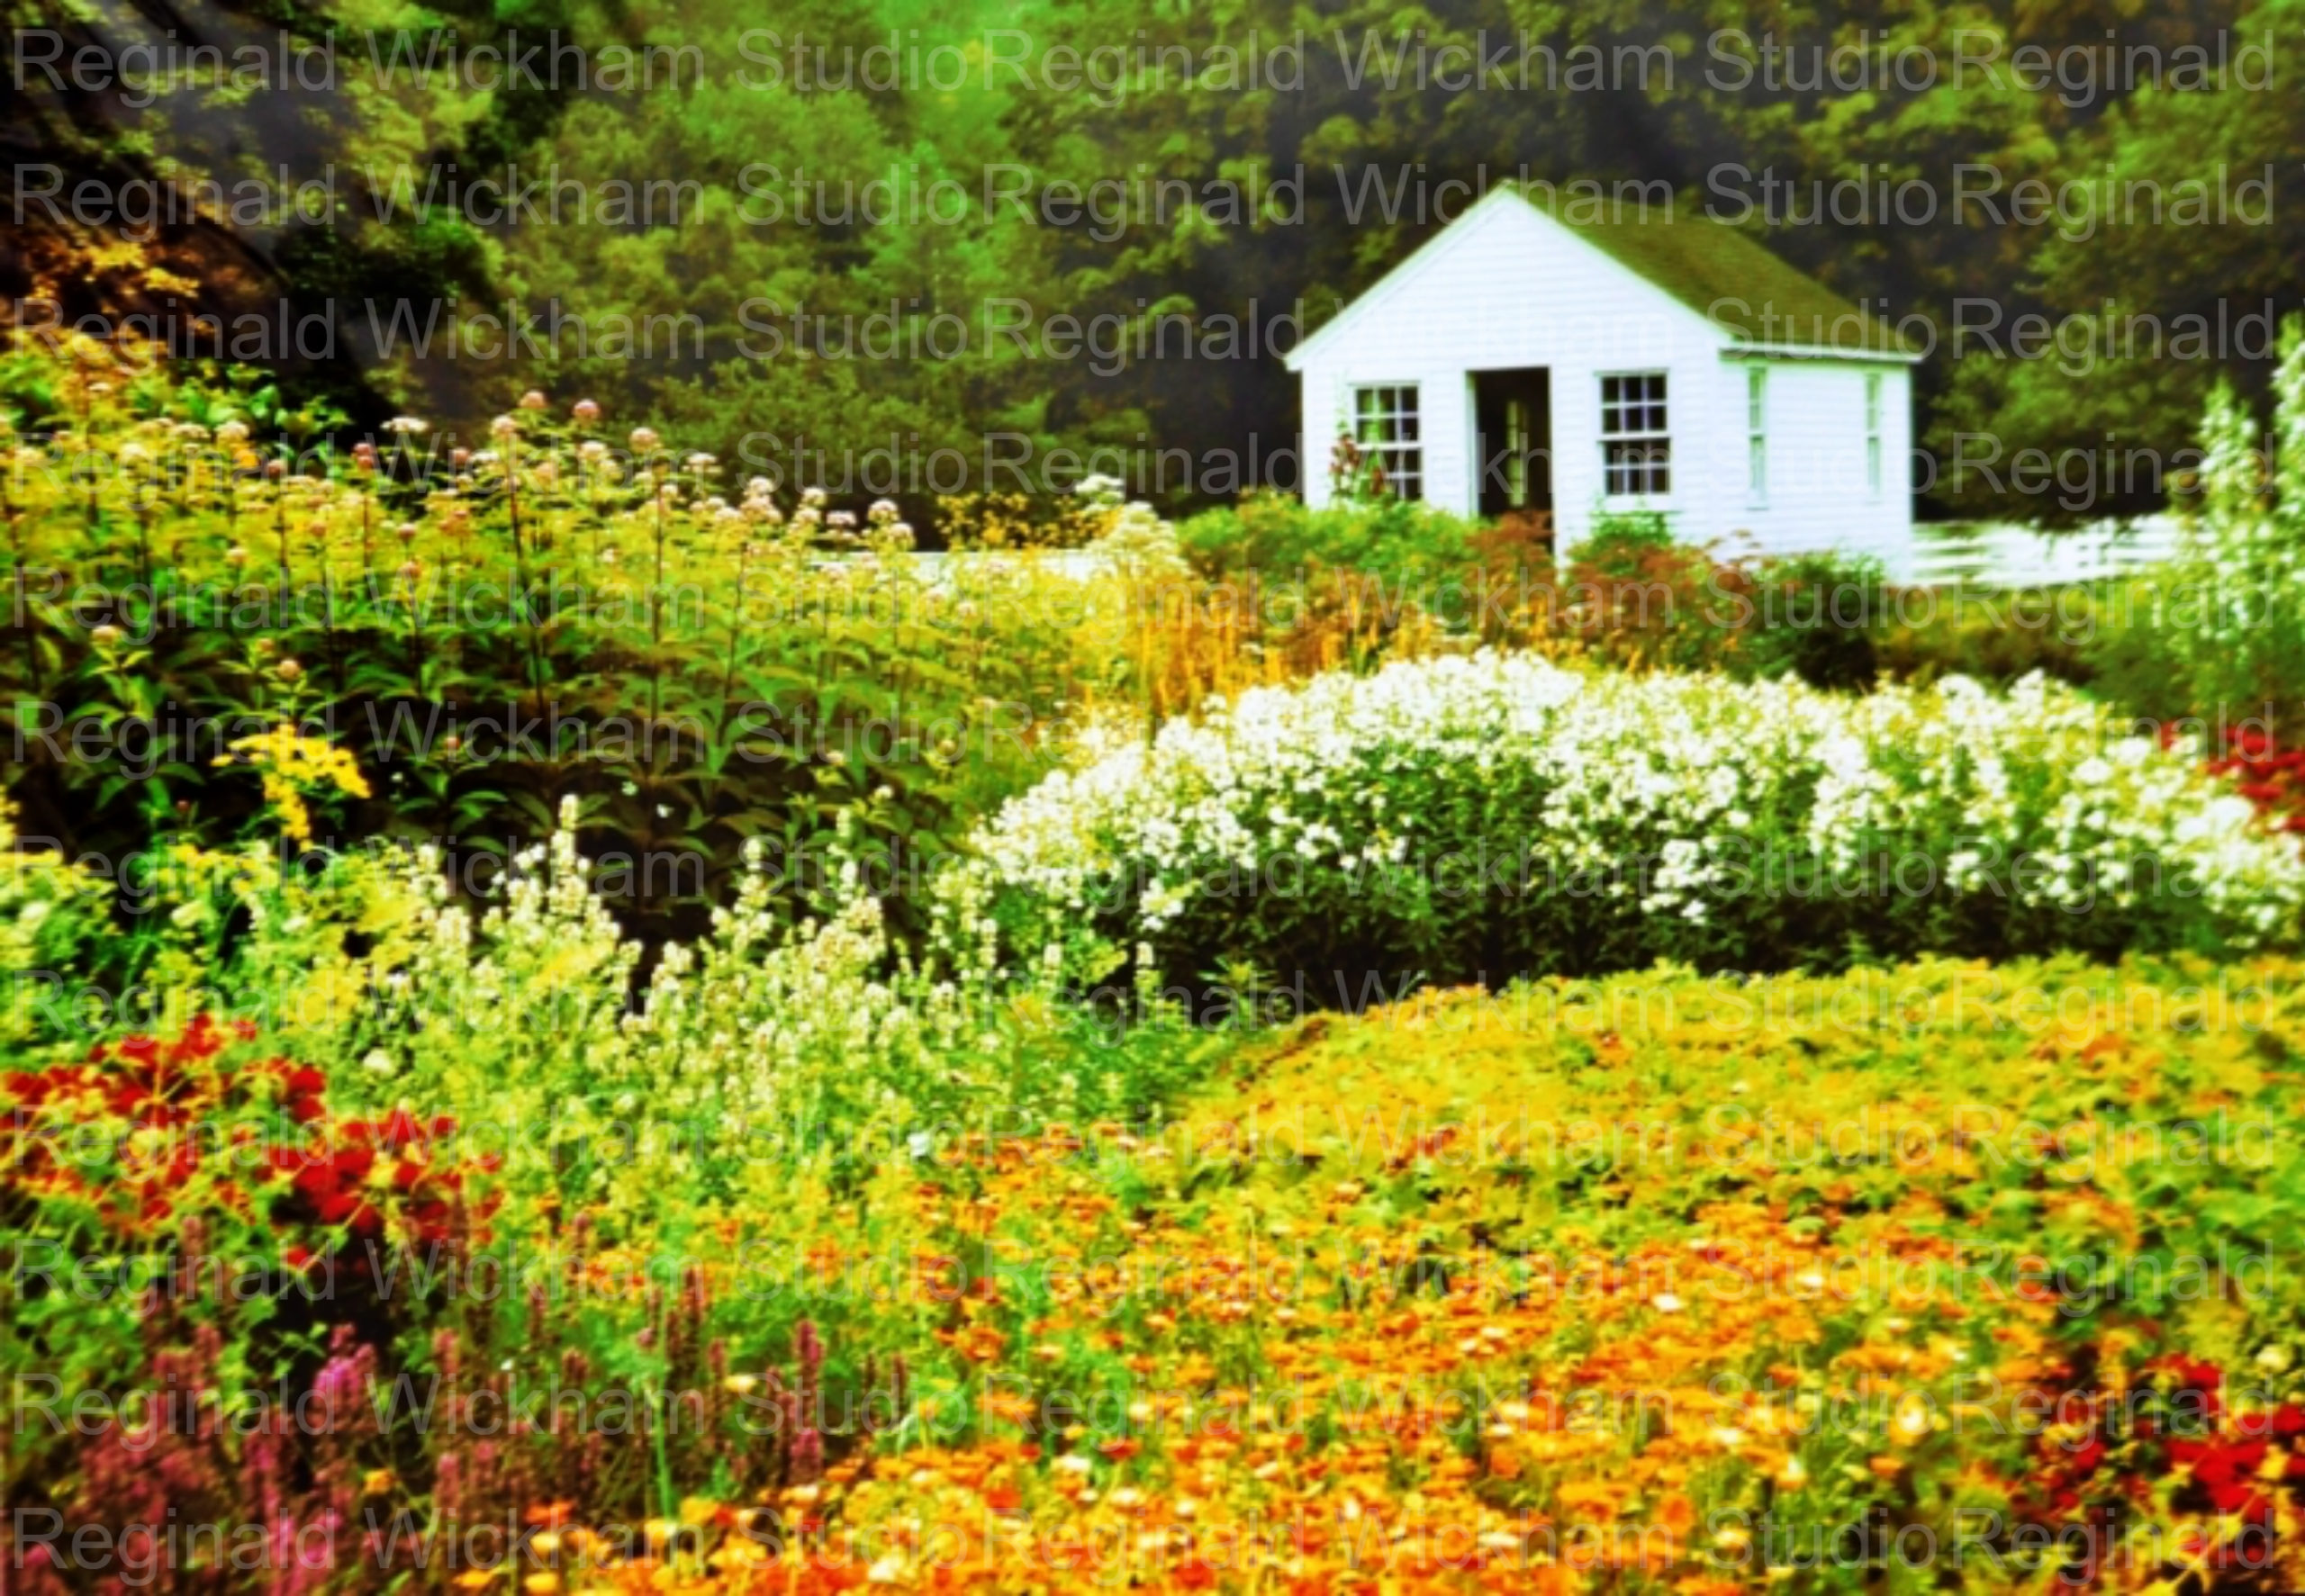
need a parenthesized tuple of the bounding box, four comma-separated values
(1083, 491, 1192, 582)
(962, 654, 2305, 990)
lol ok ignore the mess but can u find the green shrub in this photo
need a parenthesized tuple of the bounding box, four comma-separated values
(1175, 490, 1483, 588)
(1879, 583, 2102, 689)
(2075, 572, 2197, 725)
(1563, 509, 1682, 580)
(1558, 524, 1890, 690)
(1551, 516, 1737, 673)
(1739, 550, 1886, 691)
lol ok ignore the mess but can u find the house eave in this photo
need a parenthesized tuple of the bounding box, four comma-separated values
(1719, 341, 1923, 365)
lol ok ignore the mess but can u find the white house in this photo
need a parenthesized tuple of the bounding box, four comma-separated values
(1285, 186, 1921, 574)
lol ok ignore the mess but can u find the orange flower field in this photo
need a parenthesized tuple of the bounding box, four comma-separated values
(411, 960, 2305, 1595)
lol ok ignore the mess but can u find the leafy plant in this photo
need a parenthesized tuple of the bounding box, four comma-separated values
(0, 341, 1217, 964)
(1739, 550, 1888, 691)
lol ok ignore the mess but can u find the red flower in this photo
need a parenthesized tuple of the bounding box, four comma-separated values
(13, 1020, 490, 1258)
(167, 1014, 227, 1064)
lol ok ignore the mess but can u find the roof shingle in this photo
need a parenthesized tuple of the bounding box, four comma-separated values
(1541, 190, 1914, 356)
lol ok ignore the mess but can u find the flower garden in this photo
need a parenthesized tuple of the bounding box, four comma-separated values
(10, 329, 2305, 1594)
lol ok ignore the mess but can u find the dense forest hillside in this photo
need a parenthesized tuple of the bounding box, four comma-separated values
(7, 0, 2301, 520)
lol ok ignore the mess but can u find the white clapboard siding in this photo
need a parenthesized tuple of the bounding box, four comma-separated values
(1289, 191, 1722, 540)
(1287, 187, 1921, 578)
(1710, 359, 1914, 574)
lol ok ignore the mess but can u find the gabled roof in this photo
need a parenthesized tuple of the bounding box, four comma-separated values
(1555, 196, 1912, 356)
(1285, 186, 1918, 369)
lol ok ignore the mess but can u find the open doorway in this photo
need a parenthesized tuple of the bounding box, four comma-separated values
(1472, 368, 1552, 519)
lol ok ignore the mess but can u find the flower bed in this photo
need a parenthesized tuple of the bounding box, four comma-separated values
(963, 654, 2304, 991)
(2, 1013, 901, 1590)
(826, 959, 2305, 1591)
(366, 956, 2305, 1594)
(2208, 728, 2305, 833)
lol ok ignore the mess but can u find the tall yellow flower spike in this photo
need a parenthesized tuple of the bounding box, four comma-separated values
(215, 725, 373, 845)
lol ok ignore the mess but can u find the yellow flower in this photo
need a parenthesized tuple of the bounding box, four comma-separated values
(1891, 1395, 1933, 1443)
(216, 725, 370, 844)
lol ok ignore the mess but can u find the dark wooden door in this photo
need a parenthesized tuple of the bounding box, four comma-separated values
(1473, 368, 1551, 518)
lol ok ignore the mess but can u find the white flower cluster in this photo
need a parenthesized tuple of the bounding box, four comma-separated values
(295, 798, 1084, 1202)
(1084, 498, 1190, 582)
(963, 654, 2303, 974)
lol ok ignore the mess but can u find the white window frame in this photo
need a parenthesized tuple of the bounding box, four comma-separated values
(1599, 371, 1670, 500)
(1746, 365, 1768, 506)
(1864, 373, 1884, 499)
(1350, 383, 1424, 501)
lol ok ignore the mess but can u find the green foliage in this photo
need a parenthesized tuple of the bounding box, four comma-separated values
(1553, 522, 1888, 690)
(1929, 0, 2305, 522)
(1876, 583, 2102, 689)
(1565, 509, 1682, 579)
(2074, 318, 2305, 735)
(2164, 320, 2305, 732)
(2077, 572, 2201, 726)
(1175, 491, 1484, 588)
(1173, 499, 2112, 698)
(0, 343, 1183, 965)
(1739, 551, 1886, 692)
